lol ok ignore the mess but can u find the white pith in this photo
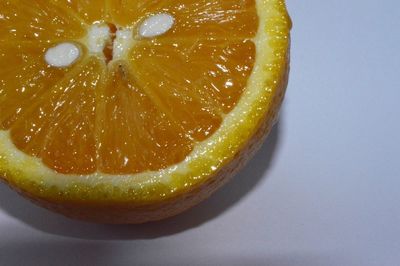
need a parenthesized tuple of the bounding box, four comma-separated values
(87, 24, 111, 54)
(85, 13, 174, 62)
(112, 29, 133, 60)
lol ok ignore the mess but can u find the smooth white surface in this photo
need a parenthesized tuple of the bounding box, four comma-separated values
(1, 1, 400, 265)
(139, 13, 175, 38)
(45, 43, 80, 68)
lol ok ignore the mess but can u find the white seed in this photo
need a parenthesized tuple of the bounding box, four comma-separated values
(45, 43, 80, 68)
(139, 13, 175, 38)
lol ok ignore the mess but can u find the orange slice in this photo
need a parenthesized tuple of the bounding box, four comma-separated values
(0, 0, 291, 223)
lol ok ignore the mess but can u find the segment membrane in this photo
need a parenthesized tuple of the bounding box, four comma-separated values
(0, 41, 83, 129)
(10, 57, 105, 174)
(97, 64, 193, 174)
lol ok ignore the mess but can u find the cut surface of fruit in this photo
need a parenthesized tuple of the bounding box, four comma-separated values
(0, 0, 291, 222)
(1, 0, 259, 175)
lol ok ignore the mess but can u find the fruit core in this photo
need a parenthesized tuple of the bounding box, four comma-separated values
(44, 13, 175, 67)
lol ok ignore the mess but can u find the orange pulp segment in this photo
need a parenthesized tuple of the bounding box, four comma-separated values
(0, 0, 258, 175)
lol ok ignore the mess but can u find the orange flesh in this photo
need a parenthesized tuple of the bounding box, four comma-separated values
(0, 0, 258, 175)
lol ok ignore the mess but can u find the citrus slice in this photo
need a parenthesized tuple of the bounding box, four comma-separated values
(0, 0, 291, 223)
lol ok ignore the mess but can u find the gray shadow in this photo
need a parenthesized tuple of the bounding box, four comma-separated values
(0, 123, 281, 240)
(0, 241, 114, 266)
(0, 241, 344, 266)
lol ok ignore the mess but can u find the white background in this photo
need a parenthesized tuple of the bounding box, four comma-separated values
(1, 1, 400, 265)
